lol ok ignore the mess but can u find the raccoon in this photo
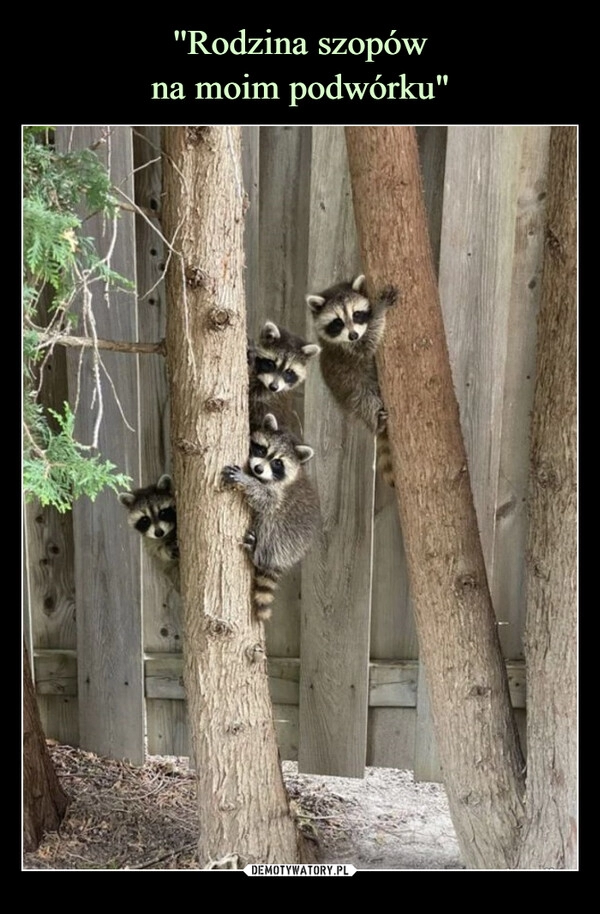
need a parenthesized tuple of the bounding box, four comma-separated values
(221, 413, 321, 620)
(248, 321, 320, 431)
(306, 274, 396, 486)
(118, 474, 180, 591)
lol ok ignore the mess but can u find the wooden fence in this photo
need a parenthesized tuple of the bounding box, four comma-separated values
(23, 124, 551, 780)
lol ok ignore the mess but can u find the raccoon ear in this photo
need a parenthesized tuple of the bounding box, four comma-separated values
(352, 274, 367, 292)
(295, 445, 314, 464)
(157, 474, 173, 491)
(261, 321, 280, 342)
(263, 413, 279, 431)
(301, 343, 321, 358)
(306, 294, 326, 314)
(118, 492, 135, 507)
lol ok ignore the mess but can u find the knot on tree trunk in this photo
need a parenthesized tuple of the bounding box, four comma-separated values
(208, 307, 236, 330)
(204, 617, 235, 638)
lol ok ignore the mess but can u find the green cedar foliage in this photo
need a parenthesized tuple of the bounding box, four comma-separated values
(23, 127, 132, 512)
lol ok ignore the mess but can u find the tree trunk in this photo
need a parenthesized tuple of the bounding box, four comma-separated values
(161, 126, 308, 866)
(23, 643, 69, 852)
(518, 127, 577, 869)
(345, 126, 526, 868)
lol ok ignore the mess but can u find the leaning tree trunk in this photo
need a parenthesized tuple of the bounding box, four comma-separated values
(23, 643, 69, 851)
(345, 126, 526, 869)
(161, 126, 307, 866)
(518, 127, 577, 869)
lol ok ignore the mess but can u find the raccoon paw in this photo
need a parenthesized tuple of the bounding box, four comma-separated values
(242, 529, 257, 552)
(376, 409, 388, 434)
(380, 285, 398, 308)
(221, 465, 243, 487)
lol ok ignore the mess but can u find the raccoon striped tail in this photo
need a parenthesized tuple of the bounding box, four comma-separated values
(376, 428, 395, 487)
(253, 568, 281, 621)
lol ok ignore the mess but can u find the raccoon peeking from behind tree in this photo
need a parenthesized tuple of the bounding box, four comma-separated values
(118, 474, 180, 591)
(306, 274, 397, 486)
(221, 413, 321, 621)
(248, 321, 320, 432)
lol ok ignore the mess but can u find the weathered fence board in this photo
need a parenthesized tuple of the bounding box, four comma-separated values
(370, 126, 448, 775)
(34, 648, 526, 769)
(131, 125, 183, 757)
(25, 125, 550, 779)
(254, 126, 312, 660)
(59, 125, 145, 764)
(241, 126, 260, 326)
(298, 126, 374, 778)
(491, 127, 551, 658)
(25, 277, 79, 745)
(414, 663, 442, 782)
(439, 126, 525, 574)
(38, 649, 527, 707)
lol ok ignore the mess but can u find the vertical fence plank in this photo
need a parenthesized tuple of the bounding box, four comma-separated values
(298, 126, 374, 777)
(414, 663, 442, 781)
(491, 127, 551, 660)
(438, 126, 524, 573)
(25, 503, 78, 746)
(254, 126, 312, 663)
(131, 125, 183, 756)
(414, 126, 531, 781)
(59, 126, 144, 764)
(25, 275, 78, 744)
(241, 126, 260, 325)
(369, 127, 448, 770)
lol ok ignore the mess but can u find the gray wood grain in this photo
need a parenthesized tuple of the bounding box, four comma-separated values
(299, 126, 374, 777)
(59, 125, 144, 764)
(438, 126, 524, 573)
(254, 126, 312, 658)
(132, 125, 183, 759)
(491, 127, 551, 658)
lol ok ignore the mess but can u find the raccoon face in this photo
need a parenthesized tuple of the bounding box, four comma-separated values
(249, 414, 314, 484)
(119, 475, 177, 541)
(253, 322, 320, 393)
(307, 275, 371, 345)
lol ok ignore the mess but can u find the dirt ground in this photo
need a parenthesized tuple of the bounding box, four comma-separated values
(22, 742, 464, 871)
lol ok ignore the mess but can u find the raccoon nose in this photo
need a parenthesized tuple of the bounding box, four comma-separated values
(155, 528, 164, 537)
(348, 331, 359, 341)
(254, 465, 264, 475)
(269, 382, 280, 391)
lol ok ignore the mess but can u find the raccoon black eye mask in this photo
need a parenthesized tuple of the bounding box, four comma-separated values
(306, 274, 397, 486)
(248, 321, 320, 430)
(119, 474, 180, 589)
(222, 413, 320, 620)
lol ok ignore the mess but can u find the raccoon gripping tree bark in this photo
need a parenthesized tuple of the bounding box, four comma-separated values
(161, 126, 308, 866)
(345, 126, 527, 869)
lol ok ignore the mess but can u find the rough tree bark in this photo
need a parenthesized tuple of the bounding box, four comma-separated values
(518, 126, 577, 869)
(161, 126, 308, 866)
(345, 126, 526, 869)
(23, 642, 69, 852)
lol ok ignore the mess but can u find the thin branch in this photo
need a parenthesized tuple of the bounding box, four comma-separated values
(80, 277, 103, 448)
(161, 149, 198, 383)
(46, 334, 166, 356)
(23, 420, 46, 460)
(128, 842, 198, 870)
(116, 199, 159, 220)
(98, 356, 136, 434)
(113, 184, 175, 303)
